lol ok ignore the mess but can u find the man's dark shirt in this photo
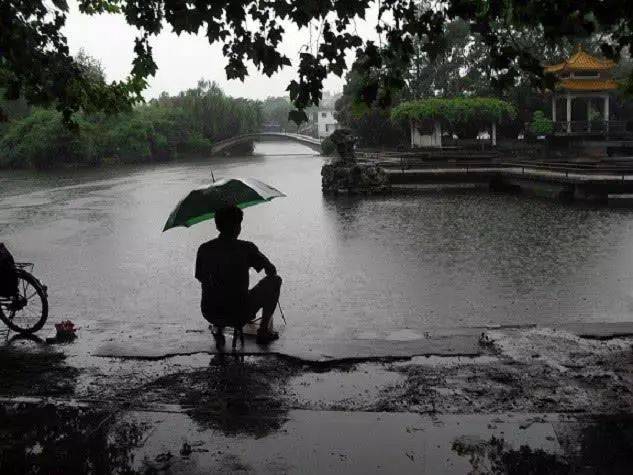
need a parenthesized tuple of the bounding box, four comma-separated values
(195, 237, 271, 318)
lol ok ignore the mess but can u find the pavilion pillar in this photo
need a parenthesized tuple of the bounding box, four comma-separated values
(491, 122, 497, 146)
(604, 95, 610, 133)
(566, 94, 572, 133)
(586, 97, 592, 132)
(552, 95, 557, 122)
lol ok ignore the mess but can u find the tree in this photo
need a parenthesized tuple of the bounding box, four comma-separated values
(406, 19, 475, 99)
(3, 1, 633, 123)
(261, 97, 293, 131)
(335, 69, 406, 148)
(75, 48, 106, 86)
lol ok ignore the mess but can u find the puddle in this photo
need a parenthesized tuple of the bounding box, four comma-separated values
(452, 434, 568, 474)
(385, 329, 424, 341)
(287, 363, 405, 408)
(116, 411, 566, 474)
(392, 355, 500, 367)
(0, 341, 78, 397)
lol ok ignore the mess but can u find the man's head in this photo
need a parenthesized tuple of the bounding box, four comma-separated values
(215, 206, 243, 238)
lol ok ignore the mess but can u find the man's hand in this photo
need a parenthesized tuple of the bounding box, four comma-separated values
(265, 264, 277, 276)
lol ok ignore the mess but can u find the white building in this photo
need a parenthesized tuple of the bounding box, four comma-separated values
(317, 108, 339, 138)
(410, 119, 498, 148)
(410, 120, 442, 147)
(317, 91, 341, 138)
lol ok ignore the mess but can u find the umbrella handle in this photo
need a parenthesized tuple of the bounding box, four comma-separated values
(211, 170, 215, 183)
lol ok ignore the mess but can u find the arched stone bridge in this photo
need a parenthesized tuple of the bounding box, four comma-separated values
(211, 132, 322, 155)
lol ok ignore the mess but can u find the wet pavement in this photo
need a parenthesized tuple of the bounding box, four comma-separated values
(92, 326, 484, 362)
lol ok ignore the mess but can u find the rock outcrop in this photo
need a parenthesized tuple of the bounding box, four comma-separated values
(321, 162, 389, 194)
(321, 128, 389, 194)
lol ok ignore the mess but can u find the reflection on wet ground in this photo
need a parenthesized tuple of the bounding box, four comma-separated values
(570, 416, 633, 473)
(453, 434, 570, 474)
(0, 336, 77, 396)
(0, 402, 148, 474)
(144, 355, 295, 438)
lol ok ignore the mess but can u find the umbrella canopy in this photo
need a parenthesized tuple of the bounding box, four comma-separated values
(163, 177, 285, 231)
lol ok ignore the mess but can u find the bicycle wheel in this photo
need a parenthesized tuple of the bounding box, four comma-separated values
(0, 269, 48, 333)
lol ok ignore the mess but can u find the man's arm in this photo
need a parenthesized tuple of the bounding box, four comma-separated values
(249, 243, 276, 276)
(194, 246, 205, 283)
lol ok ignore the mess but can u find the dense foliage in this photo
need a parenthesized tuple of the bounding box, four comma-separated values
(0, 80, 263, 169)
(3, 1, 633, 123)
(391, 98, 516, 135)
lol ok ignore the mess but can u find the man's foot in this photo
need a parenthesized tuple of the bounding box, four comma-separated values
(212, 330, 226, 348)
(256, 330, 279, 345)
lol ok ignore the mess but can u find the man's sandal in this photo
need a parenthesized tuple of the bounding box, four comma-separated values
(212, 330, 226, 348)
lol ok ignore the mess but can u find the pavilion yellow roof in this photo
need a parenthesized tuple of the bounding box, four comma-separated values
(544, 49, 616, 73)
(557, 78, 619, 91)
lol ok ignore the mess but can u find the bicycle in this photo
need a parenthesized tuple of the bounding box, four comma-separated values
(0, 263, 48, 334)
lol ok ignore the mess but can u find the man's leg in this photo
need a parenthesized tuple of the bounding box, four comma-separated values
(248, 274, 282, 337)
(202, 310, 226, 347)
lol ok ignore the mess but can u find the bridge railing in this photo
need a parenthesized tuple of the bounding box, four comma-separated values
(210, 132, 322, 154)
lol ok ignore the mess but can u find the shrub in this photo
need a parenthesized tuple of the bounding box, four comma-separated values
(0, 110, 99, 168)
(179, 133, 213, 156)
(321, 136, 336, 156)
(530, 110, 554, 136)
(103, 113, 153, 162)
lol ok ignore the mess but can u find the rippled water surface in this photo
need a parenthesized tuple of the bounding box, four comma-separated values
(2, 141, 633, 340)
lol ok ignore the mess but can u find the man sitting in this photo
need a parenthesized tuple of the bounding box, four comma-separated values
(195, 206, 282, 346)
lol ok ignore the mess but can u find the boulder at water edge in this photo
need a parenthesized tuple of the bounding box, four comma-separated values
(321, 162, 390, 194)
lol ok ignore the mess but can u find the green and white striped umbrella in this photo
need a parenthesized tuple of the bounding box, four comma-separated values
(163, 177, 286, 231)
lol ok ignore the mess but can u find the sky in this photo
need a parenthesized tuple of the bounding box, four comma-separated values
(64, 2, 381, 101)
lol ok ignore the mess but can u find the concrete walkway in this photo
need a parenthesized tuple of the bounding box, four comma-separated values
(93, 327, 484, 363)
(93, 323, 633, 364)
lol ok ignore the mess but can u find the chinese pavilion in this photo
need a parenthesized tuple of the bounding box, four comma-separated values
(544, 46, 624, 135)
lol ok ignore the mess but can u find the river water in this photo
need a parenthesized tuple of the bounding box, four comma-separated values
(2, 141, 633, 342)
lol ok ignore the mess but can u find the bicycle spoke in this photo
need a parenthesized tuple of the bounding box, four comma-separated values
(25, 289, 38, 300)
(23, 281, 32, 297)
